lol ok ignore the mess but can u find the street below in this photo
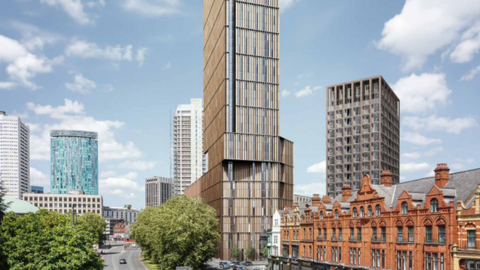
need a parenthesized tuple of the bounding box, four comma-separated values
(102, 244, 148, 270)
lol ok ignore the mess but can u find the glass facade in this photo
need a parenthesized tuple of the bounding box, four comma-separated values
(50, 130, 98, 195)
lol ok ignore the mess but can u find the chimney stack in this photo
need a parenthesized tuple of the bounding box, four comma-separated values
(312, 194, 321, 207)
(434, 163, 450, 188)
(380, 170, 392, 187)
(322, 195, 331, 204)
(342, 184, 351, 202)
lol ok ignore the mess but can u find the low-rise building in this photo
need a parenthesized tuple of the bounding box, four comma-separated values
(104, 218, 123, 237)
(278, 164, 480, 270)
(113, 221, 131, 240)
(30, 186, 44, 194)
(103, 204, 139, 223)
(23, 192, 103, 215)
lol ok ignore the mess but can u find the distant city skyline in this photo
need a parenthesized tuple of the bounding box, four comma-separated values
(1, 1, 480, 209)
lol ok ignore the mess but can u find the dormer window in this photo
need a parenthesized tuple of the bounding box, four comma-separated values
(368, 206, 372, 217)
(353, 207, 358, 218)
(375, 205, 381, 216)
(360, 207, 365, 218)
(430, 198, 438, 213)
(401, 202, 408, 215)
(335, 210, 339, 219)
(320, 211, 324, 220)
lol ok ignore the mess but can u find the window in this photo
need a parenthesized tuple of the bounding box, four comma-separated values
(339, 228, 343, 240)
(373, 227, 378, 240)
(323, 229, 327, 240)
(439, 226, 446, 244)
(368, 205, 372, 217)
(401, 202, 408, 215)
(381, 227, 386, 241)
(397, 227, 403, 242)
(335, 209, 339, 219)
(360, 206, 365, 217)
(350, 227, 354, 240)
(468, 230, 476, 248)
(426, 226, 433, 243)
(431, 198, 438, 213)
(353, 208, 358, 217)
(320, 211, 324, 220)
(375, 204, 381, 216)
(357, 228, 362, 240)
(408, 226, 414, 242)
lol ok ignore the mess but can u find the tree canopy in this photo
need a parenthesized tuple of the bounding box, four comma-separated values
(231, 245, 241, 261)
(245, 246, 255, 261)
(0, 210, 104, 270)
(132, 195, 220, 270)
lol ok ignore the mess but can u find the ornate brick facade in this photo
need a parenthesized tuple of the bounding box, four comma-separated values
(274, 165, 480, 270)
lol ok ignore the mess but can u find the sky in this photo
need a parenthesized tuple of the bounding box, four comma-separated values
(1, 0, 480, 209)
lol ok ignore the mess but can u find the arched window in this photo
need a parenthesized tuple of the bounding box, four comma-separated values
(368, 205, 373, 217)
(430, 198, 438, 213)
(353, 207, 358, 218)
(320, 211, 324, 220)
(335, 209, 339, 219)
(375, 205, 381, 216)
(360, 206, 365, 218)
(401, 202, 408, 215)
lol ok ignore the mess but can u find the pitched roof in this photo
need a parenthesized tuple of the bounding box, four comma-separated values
(4, 197, 39, 214)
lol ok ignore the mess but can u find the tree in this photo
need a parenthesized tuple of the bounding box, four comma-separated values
(0, 210, 103, 270)
(0, 177, 10, 223)
(261, 245, 269, 259)
(131, 196, 220, 270)
(231, 245, 241, 261)
(245, 246, 255, 261)
(77, 212, 107, 245)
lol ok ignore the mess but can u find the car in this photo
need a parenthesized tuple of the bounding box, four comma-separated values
(220, 262, 230, 269)
(119, 259, 127, 264)
(241, 261, 253, 266)
(233, 266, 244, 270)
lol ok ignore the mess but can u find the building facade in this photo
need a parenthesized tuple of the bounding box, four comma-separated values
(326, 76, 400, 197)
(271, 210, 282, 258)
(50, 130, 98, 195)
(184, 0, 294, 259)
(23, 192, 103, 215)
(277, 164, 479, 270)
(173, 98, 206, 194)
(294, 194, 312, 204)
(0, 111, 30, 199)
(145, 176, 174, 207)
(103, 204, 139, 223)
(30, 185, 44, 194)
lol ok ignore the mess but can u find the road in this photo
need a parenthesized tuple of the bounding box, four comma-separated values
(103, 244, 149, 270)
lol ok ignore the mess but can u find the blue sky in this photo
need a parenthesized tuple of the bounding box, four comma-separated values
(1, 0, 480, 209)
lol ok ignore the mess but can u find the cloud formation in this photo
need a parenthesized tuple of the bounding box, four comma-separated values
(404, 115, 477, 134)
(65, 73, 97, 94)
(122, 0, 180, 16)
(401, 132, 442, 145)
(66, 40, 133, 61)
(40, 0, 105, 25)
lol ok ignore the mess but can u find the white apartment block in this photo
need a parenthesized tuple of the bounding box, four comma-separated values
(23, 193, 103, 215)
(173, 99, 205, 194)
(0, 111, 29, 199)
(271, 210, 282, 257)
(103, 205, 139, 223)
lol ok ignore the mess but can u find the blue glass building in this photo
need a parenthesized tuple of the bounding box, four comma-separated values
(50, 130, 98, 195)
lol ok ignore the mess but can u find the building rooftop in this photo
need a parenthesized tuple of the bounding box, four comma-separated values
(50, 130, 98, 139)
(4, 197, 39, 214)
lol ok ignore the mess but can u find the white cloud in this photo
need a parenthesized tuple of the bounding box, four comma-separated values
(99, 177, 143, 199)
(393, 73, 451, 113)
(122, 0, 180, 16)
(425, 147, 444, 157)
(401, 132, 442, 145)
(451, 21, 480, 63)
(451, 163, 465, 170)
(162, 62, 172, 70)
(295, 85, 321, 98)
(401, 162, 430, 173)
(10, 21, 61, 51)
(403, 152, 420, 159)
(118, 160, 157, 171)
(461, 65, 480, 81)
(404, 115, 477, 134)
(27, 99, 142, 161)
(65, 40, 133, 61)
(40, 0, 105, 25)
(65, 73, 97, 94)
(376, 0, 480, 71)
(30, 167, 49, 186)
(0, 35, 63, 89)
(104, 84, 114, 92)
(0, 82, 16, 90)
(294, 181, 326, 197)
(307, 161, 326, 175)
(280, 0, 301, 12)
(136, 47, 147, 67)
(281, 89, 291, 97)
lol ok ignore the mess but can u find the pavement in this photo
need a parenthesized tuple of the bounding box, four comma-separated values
(207, 258, 269, 270)
(102, 243, 148, 270)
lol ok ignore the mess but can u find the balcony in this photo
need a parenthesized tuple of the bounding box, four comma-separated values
(424, 239, 446, 245)
(317, 236, 325, 242)
(331, 236, 342, 242)
(371, 236, 386, 243)
(349, 237, 361, 243)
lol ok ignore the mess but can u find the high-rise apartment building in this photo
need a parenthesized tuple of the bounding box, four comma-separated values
(50, 130, 98, 195)
(185, 0, 294, 259)
(145, 176, 174, 207)
(173, 98, 205, 194)
(326, 76, 399, 197)
(0, 111, 30, 199)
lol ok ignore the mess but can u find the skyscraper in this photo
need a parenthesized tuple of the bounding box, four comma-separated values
(173, 98, 205, 194)
(185, 0, 294, 259)
(0, 111, 30, 199)
(50, 130, 98, 195)
(326, 76, 400, 197)
(145, 176, 174, 207)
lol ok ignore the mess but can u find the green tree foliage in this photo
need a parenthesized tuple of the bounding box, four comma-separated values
(231, 245, 241, 261)
(0, 210, 103, 270)
(245, 246, 255, 261)
(77, 212, 107, 245)
(0, 177, 9, 223)
(261, 245, 268, 259)
(131, 196, 220, 270)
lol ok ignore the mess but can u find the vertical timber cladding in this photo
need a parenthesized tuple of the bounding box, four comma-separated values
(199, 0, 293, 260)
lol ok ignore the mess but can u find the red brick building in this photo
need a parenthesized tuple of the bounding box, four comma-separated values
(276, 164, 480, 270)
